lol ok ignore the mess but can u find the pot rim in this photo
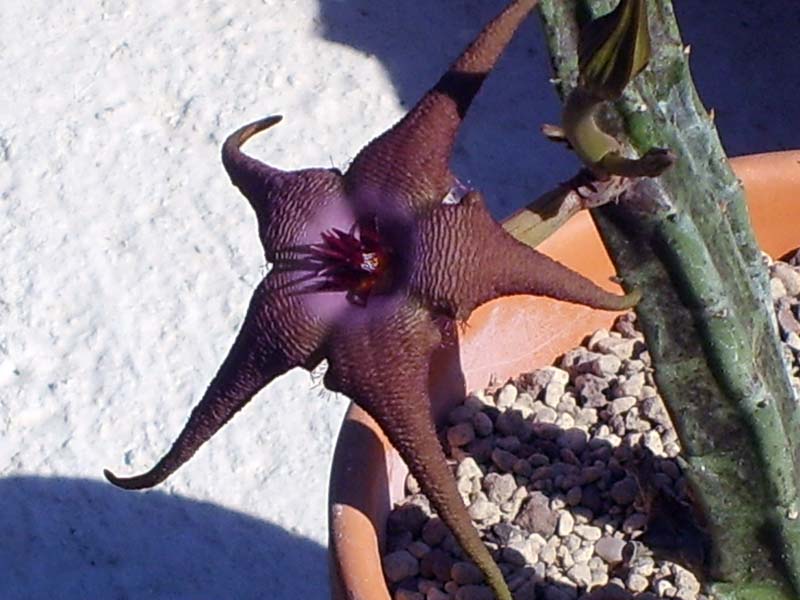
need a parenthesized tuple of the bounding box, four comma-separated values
(328, 150, 800, 600)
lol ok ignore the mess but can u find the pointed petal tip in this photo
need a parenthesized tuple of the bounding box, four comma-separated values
(223, 115, 284, 152)
(619, 287, 642, 309)
(221, 115, 288, 199)
(584, 285, 641, 312)
(345, 0, 538, 207)
(103, 467, 161, 491)
(103, 468, 128, 488)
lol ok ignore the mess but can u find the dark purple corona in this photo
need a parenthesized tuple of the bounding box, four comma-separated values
(304, 216, 391, 306)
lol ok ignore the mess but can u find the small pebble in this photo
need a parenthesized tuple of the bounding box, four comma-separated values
(674, 567, 701, 596)
(787, 332, 800, 352)
(610, 396, 637, 416)
(491, 448, 517, 472)
(542, 365, 571, 386)
(664, 441, 682, 457)
(420, 549, 454, 582)
(643, 430, 664, 455)
(565, 485, 582, 506)
(640, 396, 669, 424)
(557, 393, 578, 414)
(514, 391, 536, 411)
(471, 411, 494, 436)
(587, 328, 611, 349)
(387, 531, 414, 553)
(654, 580, 677, 597)
(496, 435, 521, 453)
(395, 589, 424, 600)
(457, 457, 483, 480)
(491, 521, 523, 545)
(483, 472, 517, 505)
(543, 380, 565, 407)
(613, 313, 640, 338)
(407, 541, 431, 559)
(627, 572, 649, 593)
(494, 411, 522, 437)
(660, 459, 681, 480)
(633, 556, 655, 578)
(534, 404, 558, 423)
(447, 422, 476, 447)
(421, 518, 448, 546)
(575, 374, 610, 407)
(594, 336, 637, 360)
(512, 458, 533, 477)
(515, 491, 558, 536)
(468, 497, 500, 523)
(777, 298, 800, 331)
(589, 570, 609, 589)
(514, 580, 537, 600)
(451, 561, 484, 585)
(501, 486, 528, 519)
(558, 428, 588, 453)
(573, 543, 594, 564)
(384, 550, 420, 583)
(588, 355, 622, 376)
(542, 586, 573, 600)
(389, 503, 429, 536)
(465, 437, 494, 463)
(773, 262, 800, 296)
(574, 524, 602, 541)
(539, 542, 557, 565)
(567, 563, 593, 587)
(557, 510, 575, 536)
(595, 536, 626, 564)
(496, 383, 518, 409)
(502, 539, 536, 566)
(771, 276, 788, 300)
(615, 372, 645, 398)
(425, 588, 449, 600)
(555, 412, 575, 429)
(455, 584, 494, 600)
(610, 477, 639, 506)
(622, 512, 648, 533)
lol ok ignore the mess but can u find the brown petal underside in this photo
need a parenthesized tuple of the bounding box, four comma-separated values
(345, 0, 540, 211)
(104, 277, 324, 490)
(411, 192, 638, 318)
(324, 302, 511, 599)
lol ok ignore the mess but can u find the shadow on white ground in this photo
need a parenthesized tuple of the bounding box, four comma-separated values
(2, 476, 328, 600)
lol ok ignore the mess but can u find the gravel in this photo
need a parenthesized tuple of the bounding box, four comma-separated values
(385, 252, 800, 600)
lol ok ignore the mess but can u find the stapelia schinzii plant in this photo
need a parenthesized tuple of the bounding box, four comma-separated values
(104, 1, 658, 598)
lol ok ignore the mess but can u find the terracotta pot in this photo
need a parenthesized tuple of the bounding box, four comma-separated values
(327, 151, 800, 600)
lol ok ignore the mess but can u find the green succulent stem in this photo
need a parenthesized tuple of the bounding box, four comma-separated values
(538, 0, 800, 597)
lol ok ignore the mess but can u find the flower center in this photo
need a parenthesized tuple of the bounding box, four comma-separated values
(307, 215, 392, 306)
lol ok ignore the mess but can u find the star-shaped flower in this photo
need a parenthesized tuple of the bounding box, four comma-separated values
(105, 1, 637, 597)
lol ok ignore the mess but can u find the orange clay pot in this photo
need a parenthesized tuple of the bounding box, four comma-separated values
(328, 151, 800, 600)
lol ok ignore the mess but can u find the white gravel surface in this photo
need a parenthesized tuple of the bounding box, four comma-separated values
(385, 255, 800, 600)
(1, 2, 797, 599)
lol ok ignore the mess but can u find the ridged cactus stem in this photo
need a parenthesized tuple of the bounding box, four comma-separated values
(538, 1, 800, 597)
